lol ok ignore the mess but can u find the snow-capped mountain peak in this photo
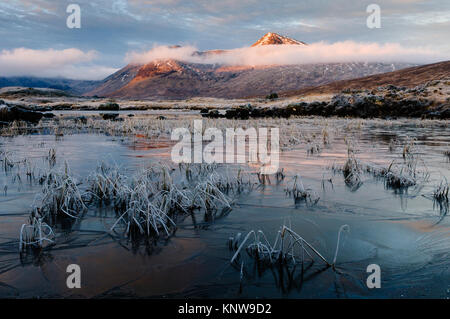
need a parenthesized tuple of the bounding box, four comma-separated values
(251, 32, 307, 47)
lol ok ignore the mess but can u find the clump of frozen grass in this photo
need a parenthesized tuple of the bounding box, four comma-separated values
(19, 209, 55, 251)
(332, 138, 364, 189)
(332, 136, 427, 191)
(178, 162, 217, 182)
(0, 121, 27, 137)
(332, 148, 363, 190)
(307, 142, 321, 155)
(322, 127, 331, 145)
(1, 151, 15, 171)
(207, 169, 252, 194)
(444, 150, 450, 162)
(421, 177, 450, 222)
(188, 176, 232, 220)
(342, 152, 362, 187)
(23, 158, 35, 181)
(87, 162, 128, 208)
(109, 167, 235, 235)
(228, 232, 243, 250)
(433, 178, 449, 203)
(54, 126, 64, 138)
(156, 181, 191, 216)
(35, 163, 87, 222)
(179, 162, 194, 181)
(99, 165, 178, 237)
(91, 163, 238, 237)
(152, 165, 176, 191)
(388, 138, 397, 152)
(23, 160, 232, 248)
(46, 148, 56, 167)
(402, 136, 417, 160)
(363, 159, 423, 190)
(384, 163, 418, 189)
(394, 137, 427, 185)
(110, 181, 176, 238)
(285, 174, 319, 205)
(275, 168, 285, 183)
(257, 172, 271, 185)
(230, 224, 350, 269)
(343, 119, 363, 131)
(378, 138, 427, 189)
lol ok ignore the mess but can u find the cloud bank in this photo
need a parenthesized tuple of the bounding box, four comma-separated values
(0, 48, 118, 80)
(127, 41, 447, 66)
(2, 42, 447, 81)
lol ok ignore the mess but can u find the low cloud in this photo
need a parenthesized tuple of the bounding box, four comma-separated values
(126, 45, 199, 64)
(127, 41, 447, 66)
(0, 48, 118, 80)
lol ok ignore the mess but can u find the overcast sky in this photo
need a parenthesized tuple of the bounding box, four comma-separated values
(0, 0, 449, 79)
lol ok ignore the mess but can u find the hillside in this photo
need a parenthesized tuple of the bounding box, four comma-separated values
(0, 77, 99, 95)
(283, 60, 450, 97)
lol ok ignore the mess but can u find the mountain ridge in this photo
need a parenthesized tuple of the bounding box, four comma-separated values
(87, 32, 416, 99)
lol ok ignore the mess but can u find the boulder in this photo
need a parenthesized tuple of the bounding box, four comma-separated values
(101, 113, 119, 120)
(98, 102, 120, 111)
(0, 104, 43, 123)
(201, 110, 222, 118)
(225, 106, 251, 119)
(42, 112, 55, 118)
(440, 108, 450, 119)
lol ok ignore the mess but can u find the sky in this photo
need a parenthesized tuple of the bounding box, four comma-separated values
(0, 0, 449, 80)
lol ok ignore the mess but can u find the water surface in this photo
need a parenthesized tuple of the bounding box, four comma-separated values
(0, 115, 449, 298)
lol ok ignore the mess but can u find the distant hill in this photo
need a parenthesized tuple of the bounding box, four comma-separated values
(0, 77, 100, 95)
(282, 60, 450, 97)
(0, 87, 73, 98)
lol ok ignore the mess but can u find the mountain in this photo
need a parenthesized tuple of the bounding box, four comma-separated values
(0, 77, 100, 95)
(282, 60, 450, 97)
(90, 62, 415, 99)
(86, 32, 417, 99)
